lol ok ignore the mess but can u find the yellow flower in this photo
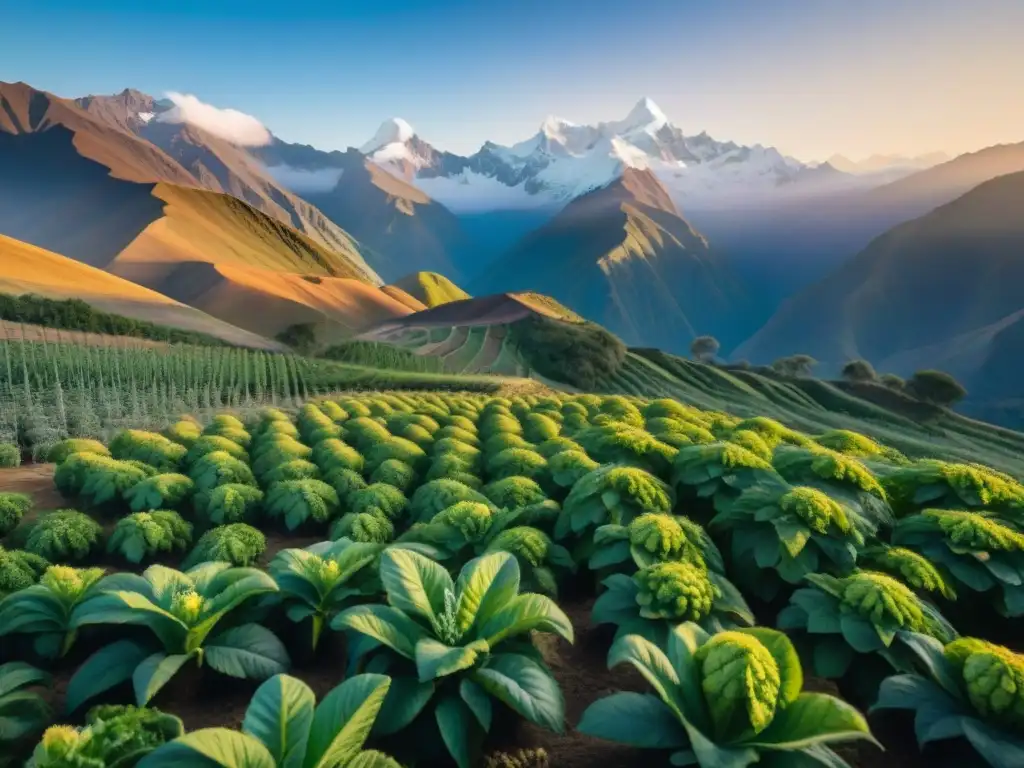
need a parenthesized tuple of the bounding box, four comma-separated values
(42, 725, 82, 756)
(172, 589, 204, 623)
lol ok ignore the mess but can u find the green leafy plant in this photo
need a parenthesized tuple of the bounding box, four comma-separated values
(324, 466, 369, 505)
(874, 633, 1024, 768)
(547, 450, 600, 488)
(76, 457, 151, 508)
(202, 424, 251, 450)
(410, 478, 493, 523)
(592, 561, 754, 645)
(188, 450, 257, 494)
(25, 510, 103, 563)
(555, 465, 673, 541)
(772, 447, 894, 526)
(123, 474, 195, 513)
(163, 420, 202, 449)
(333, 549, 573, 768)
(671, 442, 783, 515)
(0, 565, 105, 658)
(0, 546, 49, 596)
(29, 705, 184, 768)
(265, 480, 341, 531)
(858, 544, 956, 599)
(67, 562, 287, 709)
(778, 571, 957, 691)
(893, 509, 1024, 615)
(486, 448, 548, 485)
(0, 492, 31, 536)
(573, 424, 675, 475)
(269, 539, 384, 651)
(883, 460, 1024, 517)
(0, 442, 21, 468)
(183, 524, 267, 569)
(0, 662, 52, 753)
(108, 430, 187, 472)
(185, 435, 249, 466)
(108, 511, 192, 565)
(260, 458, 321, 485)
(137, 673, 400, 768)
(370, 458, 417, 493)
(311, 438, 364, 474)
(578, 623, 877, 767)
(252, 437, 313, 478)
(483, 748, 549, 768)
(47, 439, 110, 465)
(193, 483, 264, 526)
(589, 512, 725, 574)
(482, 476, 547, 512)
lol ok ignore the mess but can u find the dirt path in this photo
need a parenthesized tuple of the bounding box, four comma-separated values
(0, 464, 64, 514)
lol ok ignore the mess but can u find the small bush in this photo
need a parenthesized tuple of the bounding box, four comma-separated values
(260, 459, 321, 485)
(323, 467, 368, 505)
(25, 510, 102, 563)
(47, 439, 110, 465)
(108, 430, 186, 471)
(185, 435, 248, 465)
(194, 483, 264, 526)
(183, 523, 266, 568)
(123, 473, 195, 512)
(310, 439, 364, 474)
(108, 511, 192, 564)
(0, 443, 20, 468)
(487, 447, 548, 483)
(690, 335, 720, 362)
(188, 451, 256, 493)
(0, 492, 32, 536)
(841, 359, 878, 383)
(906, 369, 968, 406)
(0, 546, 49, 594)
(349, 483, 407, 521)
(483, 476, 548, 510)
(163, 420, 202, 448)
(264, 479, 340, 530)
(370, 458, 417, 493)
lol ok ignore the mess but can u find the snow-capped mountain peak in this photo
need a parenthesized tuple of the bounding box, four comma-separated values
(360, 118, 416, 155)
(609, 96, 668, 136)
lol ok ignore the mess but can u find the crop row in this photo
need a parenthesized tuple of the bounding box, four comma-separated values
(1, 391, 1023, 767)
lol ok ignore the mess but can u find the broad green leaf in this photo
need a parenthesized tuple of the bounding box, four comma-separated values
(372, 677, 435, 736)
(71, 592, 186, 649)
(205, 624, 291, 680)
(416, 638, 489, 682)
(961, 718, 1024, 768)
(138, 728, 275, 767)
(871, 674, 952, 714)
(479, 593, 574, 647)
(0, 661, 50, 696)
(751, 693, 877, 750)
(737, 627, 803, 706)
(608, 633, 685, 720)
(577, 692, 687, 748)
(455, 551, 520, 635)
(459, 678, 492, 732)
(813, 637, 855, 679)
(332, 604, 427, 659)
(242, 674, 315, 768)
(134, 652, 193, 705)
(379, 548, 454, 623)
(898, 631, 963, 697)
(305, 673, 390, 768)
(435, 694, 481, 768)
(345, 751, 403, 768)
(666, 623, 712, 731)
(472, 654, 564, 732)
(65, 639, 152, 713)
(839, 614, 884, 653)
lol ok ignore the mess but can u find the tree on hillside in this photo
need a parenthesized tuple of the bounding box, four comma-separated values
(771, 354, 818, 377)
(690, 335, 721, 363)
(841, 359, 878, 383)
(276, 323, 318, 354)
(906, 369, 967, 407)
(880, 373, 905, 391)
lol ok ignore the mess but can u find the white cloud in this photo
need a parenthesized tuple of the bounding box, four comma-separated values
(263, 165, 344, 193)
(158, 92, 271, 147)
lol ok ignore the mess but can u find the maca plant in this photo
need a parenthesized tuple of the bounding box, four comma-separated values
(333, 550, 573, 768)
(589, 512, 725, 575)
(269, 539, 384, 651)
(185, 435, 249, 466)
(25, 510, 103, 563)
(573, 424, 676, 475)
(0, 565, 105, 658)
(592, 560, 754, 645)
(122, 473, 195, 513)
(77, 458, 152, 509)
(708, 484, 874, 601)
(671, 442, 784, 517)
(883, 459, 1024, 517)
(193, 483, 265, 526)
(874, 633, 1024, 768)
(265, 479, 341, 531)
(554, 465, 673, 544)
(47, 438, 111, 465)
(182, 524, 267, 569)
(30, 704, 184, 768)
(108, 511, 193, 565)
(777, 570, 957, 702)
(409, 478, 494, 523)
(546, 450, 600, 489)
(0, 546, 50, 597)
(0, 662, 52, 754)
(577, 623, 878, 767)
(137, 673, 401, 768)
(188, 450, 257, 494)
(893, 509, 1024, 616)
(0, 491, 32, 536)
(108, 430, 187, 472)
(858, 544, 957, 600)
(66, 562, 287, 709)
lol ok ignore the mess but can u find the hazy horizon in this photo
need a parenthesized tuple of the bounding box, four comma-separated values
(3, 0, 1023, 161)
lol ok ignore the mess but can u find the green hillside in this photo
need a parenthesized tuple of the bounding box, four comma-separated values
(388, 271, 471, 307)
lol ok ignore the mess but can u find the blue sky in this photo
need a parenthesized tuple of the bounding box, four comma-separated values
(3, 0, 1023, 159)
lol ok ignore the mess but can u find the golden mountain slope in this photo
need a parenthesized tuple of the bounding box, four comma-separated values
(0, 233, 280, 348)
(388, 272, 471, 307)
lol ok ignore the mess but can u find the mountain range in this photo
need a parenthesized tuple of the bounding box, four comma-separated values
(3, 80, 1024, 425)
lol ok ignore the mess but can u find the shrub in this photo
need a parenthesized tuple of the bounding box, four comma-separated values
(47, 439, 110, 465)
(77, 456, 151, 508)
(193, 483, 264, 526)
(343, 417, 392, 451)
(771, 354, 818, 377)
(108, 511, 192, 564)
(574, 424, 675, 475)
(30, 704, 183, 767)
(333, 550, 572, 767)
(578, 624, 876, 766)
(123, 473, 195, 512)
(883, 459, 1024, 516)
(67, 562, 285, 708)
(0, 547, 50, 595)
(557, 465, 672, 539)
(410, 479, 493, 523)
(437, 425, 480, 446)
(0, 443, 20, 468)
(188, 451, 256, 494)
(727, 429, 773, 461)
(185, 435, 248, 465)
(880, 373, 905, 390)
(590, 512, 725, 574)
(25, 510, 102, 563)
(0, 492, 32, 536)
(163, 420, 202, 448)
(906, 369, 968, 406)
(310, 438, 364, 473)
(595, 395, 645, 428)
(370, 458, 417, 492)
(483, 476, 548, 511)
(251, 438, 313, 477)
(323, 466, 368, 505)
(535, 436, 582, 459)
(108, 430, 186, 471)
(547, 450, 600, 488)
(690, 334, 720, 362)
(841, 359, 878, 382)
(331, 512, 395, 544)
(260, 458, 321, 484)
(671, 442, 782, 513)
(486, 447, 548, 484)
(264, 479, 341, 530)
(523, 413, 561, 443)
(859, 544, 956, 599)
(183, 524, 266, 569)
(349, 483, 408, 521)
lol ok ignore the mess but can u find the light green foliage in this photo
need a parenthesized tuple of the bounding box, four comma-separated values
(73, 456, 150, 508)
(944, 638, 1024, 727)
(861, 545, 956, 599)
(365, 436, 427, 474)
(25, 510, 102, 563)
(0, 661, 51, 749)
(671, 442, 780, 508)
(483, 476, 548, 511)
(193, 483, 263, 526)
(535, 436, 582, 458)
(547, 450, 600, 488)
(433, 437, 482, 469)
(595, 395, 645, 428)
(185, 434, 248, 465)
(775, 447, 887, 500)
(479, 412, 523, 439)
(483, 431, 533, 456)
(123, 473, 195, 512)
(323, 466, 368, 505)
(310, 438, 364, 473)
(924, 509, 1024, 551)
(634, 561, 717, 621)
(884, 459, 1024, 515)
(643, 398, 706, 423)
(781, 486, 853, 536)
(834, 571, 928, 631)
(523, 413, 561, 443)
(815, 429, 885, 458)
(485, 526, 552, 567)
(183, 524, 266, 568)
(697, 630, 781, 739)
(260, 458, 321, 485)
(265, 479, 341, 530)
(47, 439, 110, 465)
(0, 546, 49, 594)
(108, 511, 192, 564)
(138, 673, 400, 768)
(108, 430, 187, 471)
(0, 564, 105, 658)
(486, 447, 548, 483)
(54, 452, 108, 498)
(69, 562, 284, 707)
(731, 417, 813, 449)
(579, 623, 874, 766)
(370, 458, 417, 492)
(727, 430, 774, 462)
(483, 748, 549, 768)
(341, 512, 395, 543)
(558, 465, 672, 537)
(188, 450, 256, 493)
(391, 422, 435, 449)
(163, 420, 202, 449)
(0, 442, 21, 468)
(350, 483, 408, 521)
(203, 424, 251, 449)
(432, 501, 494, 543)
(437, 425, 480, 447)
(333, 550, 572, 768)
(251, 437, 313, 477)
(0, 492, 31, 536)
(318, 400, 349, 422)
(574, 424, 676, 474)
(410, 478, 493, 522)
(344, 416, 392, 451)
